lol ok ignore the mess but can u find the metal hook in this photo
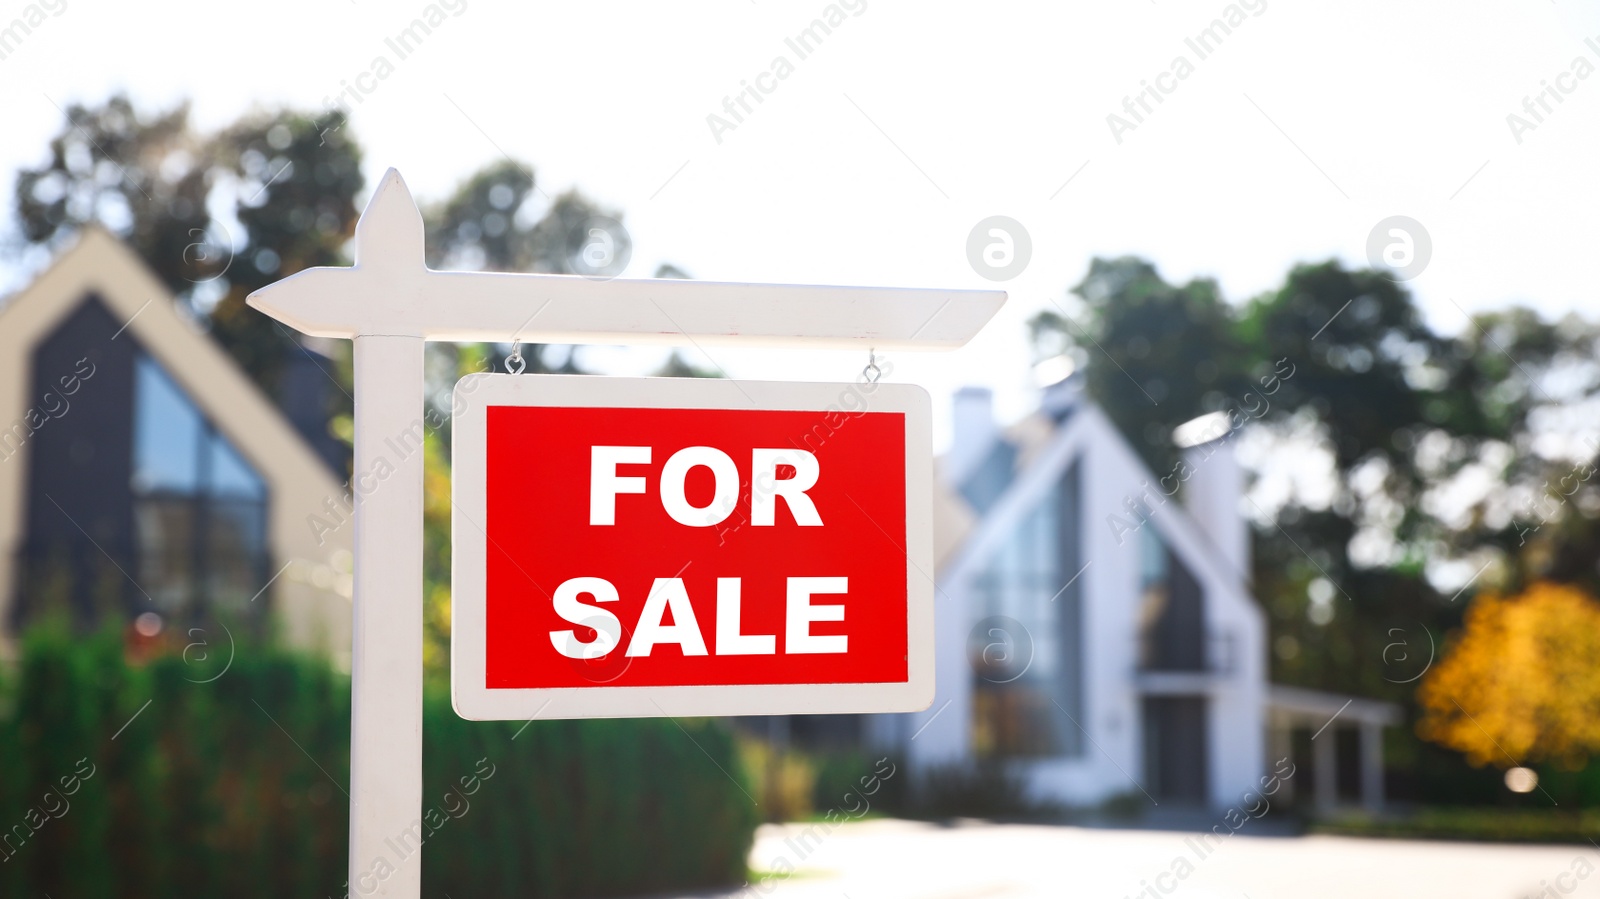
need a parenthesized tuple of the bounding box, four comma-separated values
(863, 348, 882, 384)
(506, 340, 526, 375)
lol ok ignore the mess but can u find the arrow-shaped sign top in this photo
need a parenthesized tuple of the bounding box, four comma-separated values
(247, 168, 1006, 350)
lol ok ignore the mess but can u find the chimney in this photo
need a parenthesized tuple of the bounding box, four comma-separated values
(945, 386, 996, 486)
(1176, 416, 1250, 586)
(1040, 371, 1085, 420)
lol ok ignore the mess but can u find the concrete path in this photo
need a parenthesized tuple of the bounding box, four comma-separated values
(688, 819, 1596, 899)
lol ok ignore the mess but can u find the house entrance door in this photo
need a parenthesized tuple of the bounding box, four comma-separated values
(1142, 695, 1208, 804)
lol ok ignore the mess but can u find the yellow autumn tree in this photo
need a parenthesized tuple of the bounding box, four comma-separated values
(1418, 582, 1600, 768)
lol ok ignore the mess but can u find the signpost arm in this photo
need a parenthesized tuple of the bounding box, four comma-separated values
(348, 333, 426, 896)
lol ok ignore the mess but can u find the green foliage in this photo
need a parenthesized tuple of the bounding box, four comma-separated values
(1096, 791, 1149, 822)
(1033, 258, 1454, 705)
(808, 749, 876, 813)
(14, 95, 210, 293)
(1312, 807, 1600, 844)
(12, 94, 364, 402)
(420, 162, 633, 384)
(0, 625, 756, 897)
(423, 159, 540, 273)
(1032, 255, 1600, 798)
(1033, 259, 1600, 663)
(736, 734, 820, 822)
(0, 620, 350, 898)
(421, 170, 618, 275)
(1537, 760, 1600, 807)
(1032, 257, 1249, 477)
(911, 759, 1041, 820)
(13, 97, 709, 679)
(205, 107, 364, 400)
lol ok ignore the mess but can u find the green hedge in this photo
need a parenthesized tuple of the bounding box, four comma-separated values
(0, 623, 757, 897)
(1313, 807, 1600, 844)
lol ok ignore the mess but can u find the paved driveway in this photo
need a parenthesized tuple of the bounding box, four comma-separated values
(690, 819, 1595, 899)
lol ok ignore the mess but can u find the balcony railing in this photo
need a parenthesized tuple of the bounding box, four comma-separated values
(1133, 629, 1236, 679)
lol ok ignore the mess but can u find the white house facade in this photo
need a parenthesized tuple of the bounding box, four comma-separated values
(868, 376, 1396, 811)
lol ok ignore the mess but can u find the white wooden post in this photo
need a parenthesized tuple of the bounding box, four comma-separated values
(348, 335, 425, 896)
(248, 169, 1004, 898)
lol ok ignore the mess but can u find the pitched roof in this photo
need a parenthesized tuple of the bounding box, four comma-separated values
(0, 227, 338, 493)
(936, 387, 1255, 613)
(0, 227, 352, 652)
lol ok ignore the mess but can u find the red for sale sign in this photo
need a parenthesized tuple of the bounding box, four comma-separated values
(451, 374, 934, 720)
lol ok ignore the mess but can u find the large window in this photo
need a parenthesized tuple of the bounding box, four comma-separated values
(1136, 528, 1206, 671)
(132, 355, 269, 616)
(971, 462, 1084, 759)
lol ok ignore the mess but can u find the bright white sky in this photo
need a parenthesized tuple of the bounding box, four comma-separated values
(2, 0, 1597, 449)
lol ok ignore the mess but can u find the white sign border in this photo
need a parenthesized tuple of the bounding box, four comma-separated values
(451, 372, 935, 720)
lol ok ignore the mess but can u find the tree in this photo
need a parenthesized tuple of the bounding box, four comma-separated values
(1031, 259, 1451, 697)
(422, 159, 629, 278)
(423, 159, 537, 272)
(205, 108, 364, 395)
(13, 94, 694, 672)
(14, 94, 213, 292)
(1233, 261, 1467, 699)
(1029, 256, 1600, 707)
(12, 95, 363, 400)
(1029, 257, 1249, 479)
(420, 160, 632, 381)
(1417, 582, 1600, 768)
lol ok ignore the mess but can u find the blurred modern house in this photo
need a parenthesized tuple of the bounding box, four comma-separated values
(0, 227, 352, 661)
(859, 375, 1398, 812)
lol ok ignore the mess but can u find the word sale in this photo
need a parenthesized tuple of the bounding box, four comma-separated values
(554, 445, 847, 660)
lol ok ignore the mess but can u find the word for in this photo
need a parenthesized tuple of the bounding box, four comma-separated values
(706, 0, 868, 144)
(1124, 757, 1295, 899)
(1523, 854, 1596, 899)
(1107, 358, 1294, 545)
(550, 576, 849, 659)
(1506, 39, 1600, 145)
(334, 757, 496, 898)
(717, 359, 894, 547)
(0, 0, 67, 63)
(321, 0, 468, 119)
(1106, 0, 1268, 144)
(0, 356, 96, 463)
(591, 445, 821, 528)
(0, 757, 95, 862)
(308, 361, 487, 545)
(738, 757, 896, 895)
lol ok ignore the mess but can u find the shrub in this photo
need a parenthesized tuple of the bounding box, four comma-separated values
(1418, 582, 1600, 769)
(0, 622, 757, 897)
(735, 734, 818, 822)
(913, 759, 1040, 820)
(1313, 807, 1600, 844)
